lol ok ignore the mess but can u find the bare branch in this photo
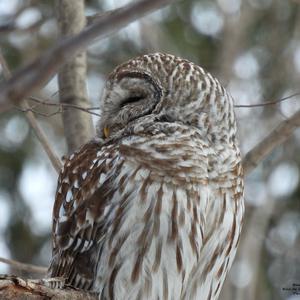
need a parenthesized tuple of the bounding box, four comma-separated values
(27, 91, 299, 116)
(55, 0, 94, 153)
(16, 105, 63, 118)
(20, 102, 63, 172)
(243, 108, 300, 174)
(17, 97, 101, 117)
(0, 275, 97, 299)
(0, 0, 174, 112)
(0, 257, 46, 275)
(0, 50, 62, 173)
(234, 92, 300, 108)
(30, 96, 100, 112)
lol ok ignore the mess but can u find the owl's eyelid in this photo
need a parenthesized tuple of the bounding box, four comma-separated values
(157, 114, 175, 123)
(120, 95, 144, 107)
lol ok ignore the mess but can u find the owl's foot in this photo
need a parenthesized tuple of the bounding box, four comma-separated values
(41, 277, 66, 289)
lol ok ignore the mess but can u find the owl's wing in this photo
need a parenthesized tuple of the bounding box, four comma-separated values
(48, 140, 123, 290)
(48, 135, 212, 297)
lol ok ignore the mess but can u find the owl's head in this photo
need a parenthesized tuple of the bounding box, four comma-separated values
(97, 53, 236, 143)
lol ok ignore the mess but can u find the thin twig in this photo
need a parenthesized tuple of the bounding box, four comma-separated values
(243, 108, 300, 174)
(0, 50, 62, 173)
(234, 92, 300, 108)
(31, 96, 100, 110)
(28, 96, 101, 116)
(25, 91, 300, 117)
(0, 257, 47, 274)
(0, 0, 174, 112)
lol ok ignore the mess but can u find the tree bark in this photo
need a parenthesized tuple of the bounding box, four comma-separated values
(0, 275, 97, 300)
(55, 0, 94, 154)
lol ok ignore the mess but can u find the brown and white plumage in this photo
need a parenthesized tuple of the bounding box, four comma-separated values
(48, 53, 244, 299)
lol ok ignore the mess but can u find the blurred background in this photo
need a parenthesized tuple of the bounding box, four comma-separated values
(0, 0, 299, 299)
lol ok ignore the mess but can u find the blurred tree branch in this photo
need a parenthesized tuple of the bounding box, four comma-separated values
(0, 0, 174, 113)
(0, 257, 46, 275)
(0, 50, 62, 173)
(243, 108, 300, 174)
(55, 0, 94, 153)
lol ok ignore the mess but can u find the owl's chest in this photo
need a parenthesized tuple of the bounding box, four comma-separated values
(118, 134, 210, 186)
(96, 177, 208, 299)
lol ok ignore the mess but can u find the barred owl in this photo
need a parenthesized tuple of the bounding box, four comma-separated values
(48, 53, 244, 300)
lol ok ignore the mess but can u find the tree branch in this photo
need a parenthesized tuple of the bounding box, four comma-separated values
(0, 0, 174, 113)
(55, 0, 94, 153)
(243, 108, 300, 174)
(0, 50, 62, 173)
(24, 96, 101, 117)
(0, 275, 97, 300)
(234, 92, 300, 108)
(0, 257, 46, 275)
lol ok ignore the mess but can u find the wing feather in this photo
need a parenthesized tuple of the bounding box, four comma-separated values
(48, 140, 122, 289)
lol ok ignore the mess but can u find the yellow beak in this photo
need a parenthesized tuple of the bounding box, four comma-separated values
(103, 126, 110, 138)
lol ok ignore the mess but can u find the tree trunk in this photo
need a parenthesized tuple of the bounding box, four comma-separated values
(55, 0, 94, 154)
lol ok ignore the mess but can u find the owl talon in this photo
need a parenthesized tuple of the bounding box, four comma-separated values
(42, 277, 66, 289)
